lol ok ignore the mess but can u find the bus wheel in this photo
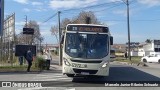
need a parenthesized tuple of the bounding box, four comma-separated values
(143, 59, 147, 63)
(66, 74, 75, 77)
(158, 60, 160, 64)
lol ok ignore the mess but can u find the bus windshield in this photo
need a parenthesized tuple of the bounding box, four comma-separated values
(65, 33, 109, 59)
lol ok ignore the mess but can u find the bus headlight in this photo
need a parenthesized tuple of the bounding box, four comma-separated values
(63, 58, 71, 66)
(102, 62, 109, 68)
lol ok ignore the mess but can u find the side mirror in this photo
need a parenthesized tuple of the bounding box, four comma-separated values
(110, 36, 113, 45)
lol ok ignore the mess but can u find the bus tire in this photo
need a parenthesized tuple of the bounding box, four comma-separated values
(66, 74, 75, 77)
(143, 59, 147, 63)
(158, 60, 160, 64)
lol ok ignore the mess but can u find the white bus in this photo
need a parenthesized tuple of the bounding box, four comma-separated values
(110, 48, 116, 58)
(62, 24, 113, 77)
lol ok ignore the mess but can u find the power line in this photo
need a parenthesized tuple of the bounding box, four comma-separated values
(42, 13, 57, 24)
(61, 1, 122, 13)
(42, 0, 138, 25)
(93, 3, 124, 13)
(102, 19, 160, 22)
(60, 2, 124, 16)
(61, 0, 137, 16)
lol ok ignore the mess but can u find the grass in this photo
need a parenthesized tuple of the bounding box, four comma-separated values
(0, 58, 41, 72)
(0, 65, 39, 72)
(113, 56, 142, 64)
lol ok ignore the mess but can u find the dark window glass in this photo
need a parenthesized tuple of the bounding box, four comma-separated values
(65, 33, 109, 59)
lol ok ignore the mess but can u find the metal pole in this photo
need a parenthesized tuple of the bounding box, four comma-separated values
(127, 0, 131, 61)
(58, 11, 62, 65)
(0, 0, 4, 61)
(25, 15, 27, 44)
(12, 13, 15, 65)
(7, 16, 10, 63)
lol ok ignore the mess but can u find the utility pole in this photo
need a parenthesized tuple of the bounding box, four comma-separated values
(25, 15, 28, 44)
(58, 11, 62, 65)
(25, 15, 28, 27)
(127, 0, 131, 61)
(122, 0, 131, 61)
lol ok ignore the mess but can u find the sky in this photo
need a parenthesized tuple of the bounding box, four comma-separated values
(4, 0, 160, 44)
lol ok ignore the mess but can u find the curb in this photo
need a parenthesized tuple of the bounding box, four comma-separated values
(114, 61, 148, 67)
(50, 64, 62, 70)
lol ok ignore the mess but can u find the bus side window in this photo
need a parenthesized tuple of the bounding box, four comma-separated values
(110, 36, 113, 45)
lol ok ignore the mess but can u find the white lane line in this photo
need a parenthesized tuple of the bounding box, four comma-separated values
(34, 77, 72, 81)
(37, 74, 63, 76)
(34, 76, 67, 79)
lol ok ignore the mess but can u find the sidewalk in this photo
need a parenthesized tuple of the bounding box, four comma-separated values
(49, 55, 62, 71)
(0, 55, 61, 73)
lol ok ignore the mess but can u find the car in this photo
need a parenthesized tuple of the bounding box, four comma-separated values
(141, 54, 160, 63)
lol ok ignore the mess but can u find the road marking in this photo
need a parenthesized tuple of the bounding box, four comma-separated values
(42, 77, 72, 81)
(34, 77, 72, 81)
(37, 73, 63, 76)
(34, 75, 65, 79)
(33, 73, 72, 81)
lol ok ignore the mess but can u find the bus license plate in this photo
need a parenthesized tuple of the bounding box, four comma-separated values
(72, 63, 87, 68)
(81, 72, 89, 75)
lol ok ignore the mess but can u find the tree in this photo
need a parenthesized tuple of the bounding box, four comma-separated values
(145, 39, 152, 43)
(50, 26, 58, 43)
(50, 11, 100, 42)
(73, 11, 100, 24)
(17, 20, 43, 45)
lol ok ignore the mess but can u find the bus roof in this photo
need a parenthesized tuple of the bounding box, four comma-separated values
(65, 24, 110, 34)
(66, 24, 108, 27)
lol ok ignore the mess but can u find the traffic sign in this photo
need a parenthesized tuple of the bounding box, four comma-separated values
(23, 28, 34, 35)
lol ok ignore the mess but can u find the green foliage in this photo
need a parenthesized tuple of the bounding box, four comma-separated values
(145, 39, 152, 43)
(34, 56, 46, 71)
(113, 56, 142, 64)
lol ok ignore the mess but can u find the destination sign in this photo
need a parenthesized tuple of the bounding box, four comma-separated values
(67, 25, 109, 33)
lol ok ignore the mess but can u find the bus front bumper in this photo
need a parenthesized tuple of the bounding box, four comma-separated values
(62, 63, 109, 76)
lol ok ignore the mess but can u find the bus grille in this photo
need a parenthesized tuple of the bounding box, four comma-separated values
(73, 69, 98, 74)
(71, 60, 102, 63)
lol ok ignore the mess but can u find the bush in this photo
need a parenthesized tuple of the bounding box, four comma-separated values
(34, 56, 46, 71)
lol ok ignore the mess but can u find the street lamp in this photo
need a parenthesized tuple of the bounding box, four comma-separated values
(122, 0, 131, 61)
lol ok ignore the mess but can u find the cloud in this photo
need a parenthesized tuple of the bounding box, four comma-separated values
(32, 2, 43, 6)
(15, 21, 25, 26)
(41, 30, 51, 36)
(113, 9, 126, 16)
(15, 29, 22, 34)
(49, 0, 98, 9)
(104, 21, 118, 26)
(138, 0, 160, 7)
(23, 8, 31, 12)
(35, 7, 47, 12)
(113, 9, 135, 17)
(13, 0, 28, 4)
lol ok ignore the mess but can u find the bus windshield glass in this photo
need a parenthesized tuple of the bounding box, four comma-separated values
(65, 33, 109, 59)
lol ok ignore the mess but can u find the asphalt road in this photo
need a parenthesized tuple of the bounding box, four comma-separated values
(42, 62, 160, 87)
(0, 57, 160, 89)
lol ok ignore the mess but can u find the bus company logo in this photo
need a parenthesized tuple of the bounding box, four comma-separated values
(2, 82, 12, 87)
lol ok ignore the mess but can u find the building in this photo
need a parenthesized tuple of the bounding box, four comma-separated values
(111, 44, 126, 57)
(141, 40, 160, 52)
(130, 40, 160, 56)
(41, 44, 59, 51)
